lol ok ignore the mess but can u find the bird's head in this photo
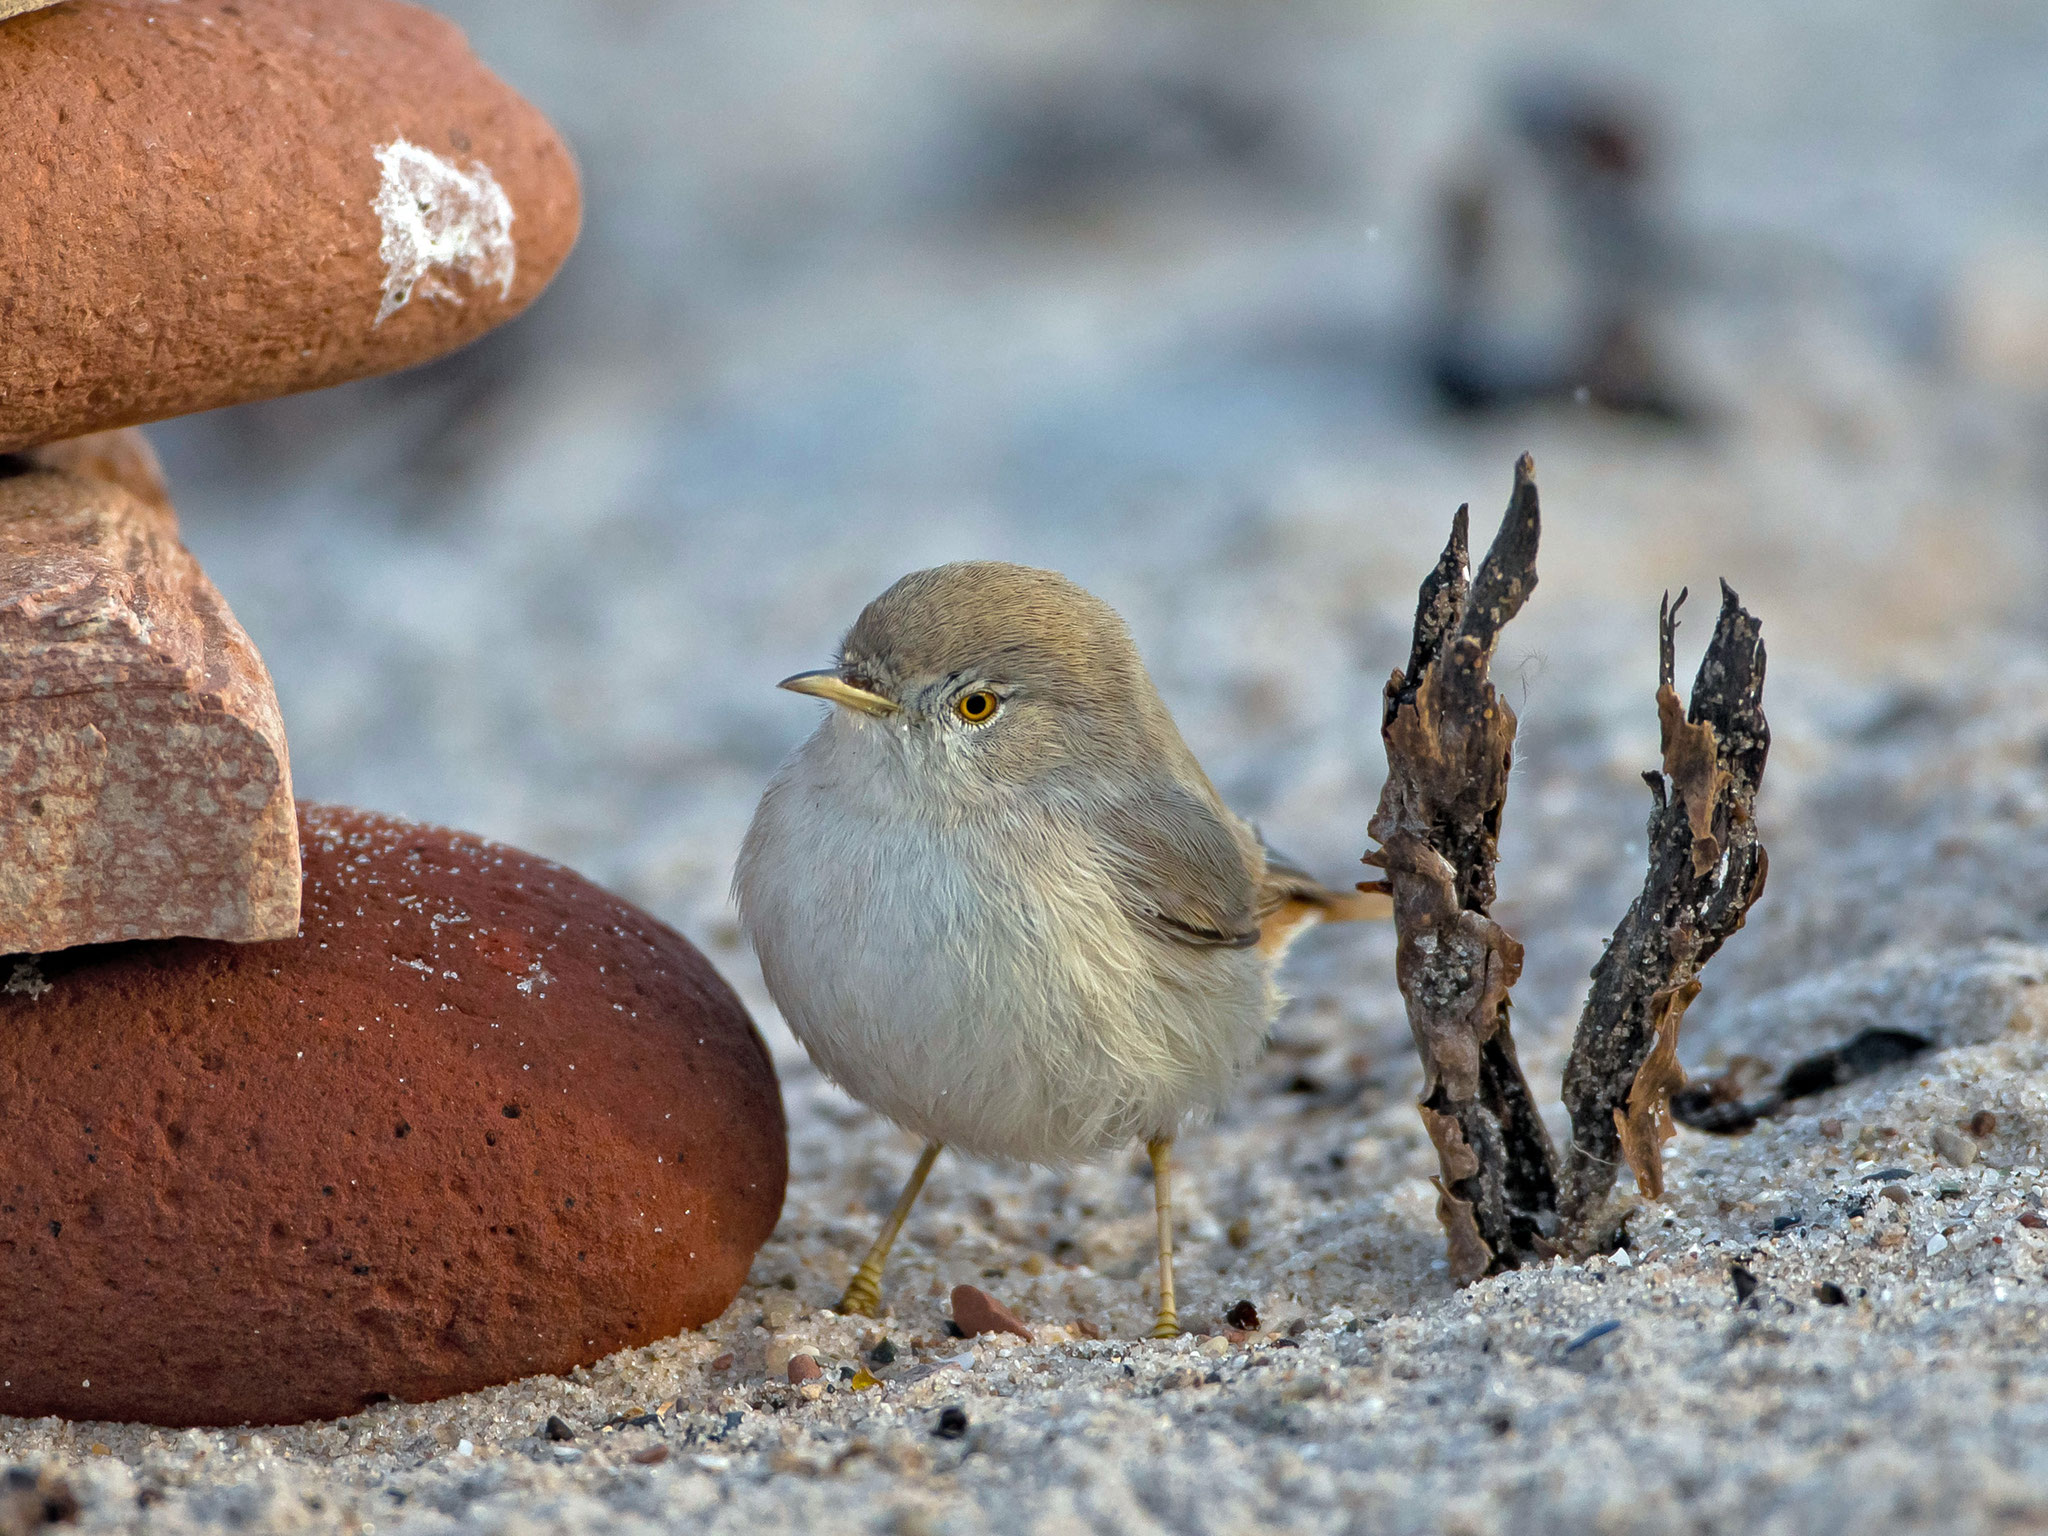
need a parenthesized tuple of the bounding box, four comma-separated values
(777, 561, 1183, 789)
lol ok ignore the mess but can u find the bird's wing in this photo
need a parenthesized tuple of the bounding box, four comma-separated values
(1095, 782, 1263, 950)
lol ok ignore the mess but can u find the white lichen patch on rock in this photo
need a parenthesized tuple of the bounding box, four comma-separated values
(371, 138, 516, 325)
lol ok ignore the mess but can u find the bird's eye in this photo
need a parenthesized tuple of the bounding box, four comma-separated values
(955, 690, 999, 724)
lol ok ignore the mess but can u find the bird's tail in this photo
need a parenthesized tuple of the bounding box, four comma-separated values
(1255, 852, 1391, 957)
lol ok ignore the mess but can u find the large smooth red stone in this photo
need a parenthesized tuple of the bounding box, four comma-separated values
(0, 804, 786, 1426)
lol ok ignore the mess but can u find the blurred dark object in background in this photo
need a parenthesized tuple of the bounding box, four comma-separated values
(1428, 73, 1693, 421)
(956, 61, 1292, 221)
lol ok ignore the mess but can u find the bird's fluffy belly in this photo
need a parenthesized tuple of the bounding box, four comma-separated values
(737, 754, 1273, 1164)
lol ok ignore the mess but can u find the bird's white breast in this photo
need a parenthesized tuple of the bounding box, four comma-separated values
(735, 715, 1274, 1164)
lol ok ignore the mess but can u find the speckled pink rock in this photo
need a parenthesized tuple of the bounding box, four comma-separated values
(0, 431, 298, 952)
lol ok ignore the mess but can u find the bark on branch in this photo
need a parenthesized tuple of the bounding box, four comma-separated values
(1365, 454, 1559, 1280)
(1559, 583, 1770, 1234)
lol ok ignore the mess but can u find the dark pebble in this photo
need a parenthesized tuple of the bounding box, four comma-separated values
(1772, 1214, 1803, 1232)
(868, 1338, 897, 1367)
(631, 1444, 670, 1466)
(2019, 1213, 2048, 1231)
(1272, 1337, 1300, 1350)
(1863, 1167, 1914, 1182)
(1881, 1184, 1910, 1204)
(838, 1366, 856, 1382)
(1564, 1320, 1622, 1355)
(933, 1406, 969, 1440)
(1730, 1264, 1759, 1303)
(1814, 1282, 1848, 1306)
(943, 1320, 966, 1339)
(1225, 1299, 1261, 1331)
(544, 1416, 575, 1443)
(1969, 1111, 1998, 1138)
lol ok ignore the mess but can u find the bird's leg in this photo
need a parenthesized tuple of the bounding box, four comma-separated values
(1148, 1136, 1180, 1339)
(838, 1140, 942, 1318)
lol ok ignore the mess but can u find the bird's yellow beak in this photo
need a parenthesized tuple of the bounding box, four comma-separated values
(777, 669, 900, 718)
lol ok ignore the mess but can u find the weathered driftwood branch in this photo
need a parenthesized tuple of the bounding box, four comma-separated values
(1365, 454, 1559, 1281)
(1559, 584, 1769, 1235)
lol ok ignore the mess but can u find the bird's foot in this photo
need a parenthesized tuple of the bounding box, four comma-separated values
(838, 1272, 883, 1318)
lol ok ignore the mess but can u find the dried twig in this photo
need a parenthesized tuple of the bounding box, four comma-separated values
(1365, 454, 1558, 1279)
(1559, 584, 1770, 1235)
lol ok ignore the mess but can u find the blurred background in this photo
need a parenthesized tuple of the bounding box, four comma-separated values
(152, 0, 2048, 1068)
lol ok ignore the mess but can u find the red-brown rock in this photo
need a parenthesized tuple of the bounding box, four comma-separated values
(0, 431, 300, 952)
(0, 0, 581, 452)
(950, 1285, 1032, 1341)
(0, 803, 786, 1427)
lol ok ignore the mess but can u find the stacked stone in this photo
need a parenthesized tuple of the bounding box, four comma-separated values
(0, 0, 786, 1427)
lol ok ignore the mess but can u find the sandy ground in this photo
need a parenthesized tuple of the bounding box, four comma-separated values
(11, 0, 2048, 1529)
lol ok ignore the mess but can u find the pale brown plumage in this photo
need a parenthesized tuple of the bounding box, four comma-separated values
(737, 560, 1384, 1334)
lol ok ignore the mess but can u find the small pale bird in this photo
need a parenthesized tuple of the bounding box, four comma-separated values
(736, 562, 1385, 1337)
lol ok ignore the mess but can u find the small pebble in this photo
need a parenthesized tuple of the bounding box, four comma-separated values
(1814, 1282, 1848, 1306)
(849, 1367, 880, 1391)
(868, 1338, 897, 1366)
(933, 1405, 969, 1440)
(1225, 1299, 1261, 1331)
(552, 1447, 582, 1463)
(951, 1284, 1031, 1340)
(1200, 1335, 1233, 1357)
(455, 1439, 473, 1457)
(1932, 1127, 1978, 1167)
(1968, 1110, 1998, 1139)
(1926, 1233, 1951, 1256)
(1226, 1217, 1253, 1250)
(1874, 1229, 1906, 1250)
(1819, 1118, 1844, 1140)
(709, 1353, 735, 1373)
(543, 1415, 575, 1443)
(1729, 1264, 1758, 1304)
(787, 1354, 823, 1386)
(2018, 1212, 2048, 1231)
(797, 1379, 826, 1402)
(1882, 1184, 1911, 1204)
(632, 1445, 669, 1466)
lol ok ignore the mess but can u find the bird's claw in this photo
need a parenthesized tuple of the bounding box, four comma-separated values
(838, 1275, 883, 1317)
